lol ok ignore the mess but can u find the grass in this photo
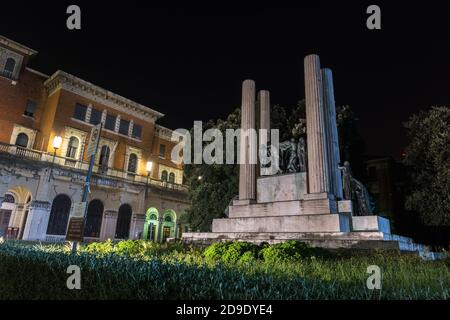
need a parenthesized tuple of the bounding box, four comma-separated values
(0, 239, 448, 300)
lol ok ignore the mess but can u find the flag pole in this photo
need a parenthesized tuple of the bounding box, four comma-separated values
(71, 122, 103, 254)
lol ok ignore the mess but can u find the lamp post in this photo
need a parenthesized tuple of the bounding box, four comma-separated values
(145, 161, 153, 198)
(49, 135, 62, 181)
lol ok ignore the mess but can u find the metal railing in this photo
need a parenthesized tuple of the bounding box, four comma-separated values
(0, 141, 187, 192)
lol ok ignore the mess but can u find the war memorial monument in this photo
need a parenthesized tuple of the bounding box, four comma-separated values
(182, 54, 441, 259)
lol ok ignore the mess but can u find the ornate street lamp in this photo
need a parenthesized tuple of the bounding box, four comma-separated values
(49, 136, 62, 181)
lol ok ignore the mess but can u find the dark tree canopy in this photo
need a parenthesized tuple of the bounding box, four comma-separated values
(403, 106, 450, 227)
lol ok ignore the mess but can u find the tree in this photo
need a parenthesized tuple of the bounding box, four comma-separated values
(403, 106, 450, 227)
(184, 109, 240, 231)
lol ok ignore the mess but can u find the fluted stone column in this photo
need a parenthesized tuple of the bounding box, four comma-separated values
(258, 90, 271, 176)
(322, 68, 343, 199)
(304, 55, 331, 197)
(238, 80, 257, 202)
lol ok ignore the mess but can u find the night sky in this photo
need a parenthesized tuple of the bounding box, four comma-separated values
(1, 1, 449, 159)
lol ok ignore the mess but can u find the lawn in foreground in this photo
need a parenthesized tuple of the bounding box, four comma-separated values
(0, 240, 448, 300)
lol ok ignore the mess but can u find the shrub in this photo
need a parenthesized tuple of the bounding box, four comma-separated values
(260, 241, 329, 263)
(204, 241, 259, 264)
(81, 240, 185, 258)
(83, 239, 114, 255)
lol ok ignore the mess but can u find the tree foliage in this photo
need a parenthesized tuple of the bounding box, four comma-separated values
(403, 106, 450, 226)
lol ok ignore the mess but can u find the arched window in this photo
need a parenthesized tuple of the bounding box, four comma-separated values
(161, 170, 168, 181)
(4, 194, 15, 204)
(66, 137, 79, 158)
(84, 199, 104, 238)
(127, 153, 138, 173)
(4, 58, 16, 78)
(99, 145, 110, 167)
(115, 204, 132, 239)
(46, 194, 71, 236)
(15, 133, 29, 148)
(149, 214, 157, 221)
(168, 172, 175, 184)
(164, 215, 172, 222)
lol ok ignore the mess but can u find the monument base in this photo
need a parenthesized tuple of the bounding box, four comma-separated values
(181, 231, 444, 260)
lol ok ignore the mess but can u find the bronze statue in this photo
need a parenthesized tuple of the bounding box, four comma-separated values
(339, 161, 373, 216)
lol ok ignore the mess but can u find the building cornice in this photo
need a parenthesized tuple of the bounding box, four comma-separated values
(0, 35, 38, 56)
(44, 70, 165, 124)
(155, 124, 184, 141)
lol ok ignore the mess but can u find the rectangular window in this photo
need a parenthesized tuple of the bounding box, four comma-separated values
(24, 100, 37, 117)
(73, 103, 87, 121)
(132, 124, 142, 139)
(105, 114, 116, 131)
(90, 108, 102, 125)
(159, 144, 166, 158)
(119, 119, 130, 135)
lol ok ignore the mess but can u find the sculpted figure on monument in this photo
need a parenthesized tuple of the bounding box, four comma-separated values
(339, 161, 374, 216)
(276, 136, 307, 174)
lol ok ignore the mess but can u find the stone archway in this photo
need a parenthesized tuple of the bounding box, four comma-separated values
(0, 186, 32, 239)
(143, 208, 159, 241)
(115, 203, 132, 239)
(161, 209, 177, 242)
(46, 194, 72, 236)
(84, 199, 104, 238)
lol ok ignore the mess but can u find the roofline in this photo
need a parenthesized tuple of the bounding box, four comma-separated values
(44, 70, 165, 122)
(0, 35, 38, 56)
(25, 67, 49, 79)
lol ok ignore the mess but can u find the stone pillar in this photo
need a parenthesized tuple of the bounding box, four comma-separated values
(238, 80, 257, 202)
(304, 54, 331, 197)
(258, 90, 272, 176)
(322, 68, 343, 199)
(99, 210, 118, 240)
(129, 213, 145, 240)
(21, 200, 51, 241)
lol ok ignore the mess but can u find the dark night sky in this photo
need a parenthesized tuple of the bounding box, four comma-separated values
(1, 1, 449, 159)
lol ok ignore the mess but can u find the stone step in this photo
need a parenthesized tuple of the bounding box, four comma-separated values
(213, 214, 351, 233)
(181, 232, 443, 260)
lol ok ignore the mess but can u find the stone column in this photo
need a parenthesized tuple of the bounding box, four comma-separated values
(322, 68, 343, 199)
(21, 200, 51, 241)
(238, 80, 257, 202)
(304, 54, 331, 197)
(129, 213, 145, 240)
(99, 210, 118, 240)
(258, 90, 271, 176)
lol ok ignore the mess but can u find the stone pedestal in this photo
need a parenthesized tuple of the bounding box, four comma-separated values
(352, 216, 391, 234)
(213, 214, 350, 233)
(22, 201, 51, 241)
(257, 172, 306, 203)
(99, 210, 118, 240)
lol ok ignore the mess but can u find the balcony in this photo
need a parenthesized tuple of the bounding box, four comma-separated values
(0, 69, 13, 80)
(0, 141, 187, 192)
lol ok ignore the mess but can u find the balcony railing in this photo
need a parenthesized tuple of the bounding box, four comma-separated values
(0, 141, 187, 192)
(0, 69, 13, 80)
